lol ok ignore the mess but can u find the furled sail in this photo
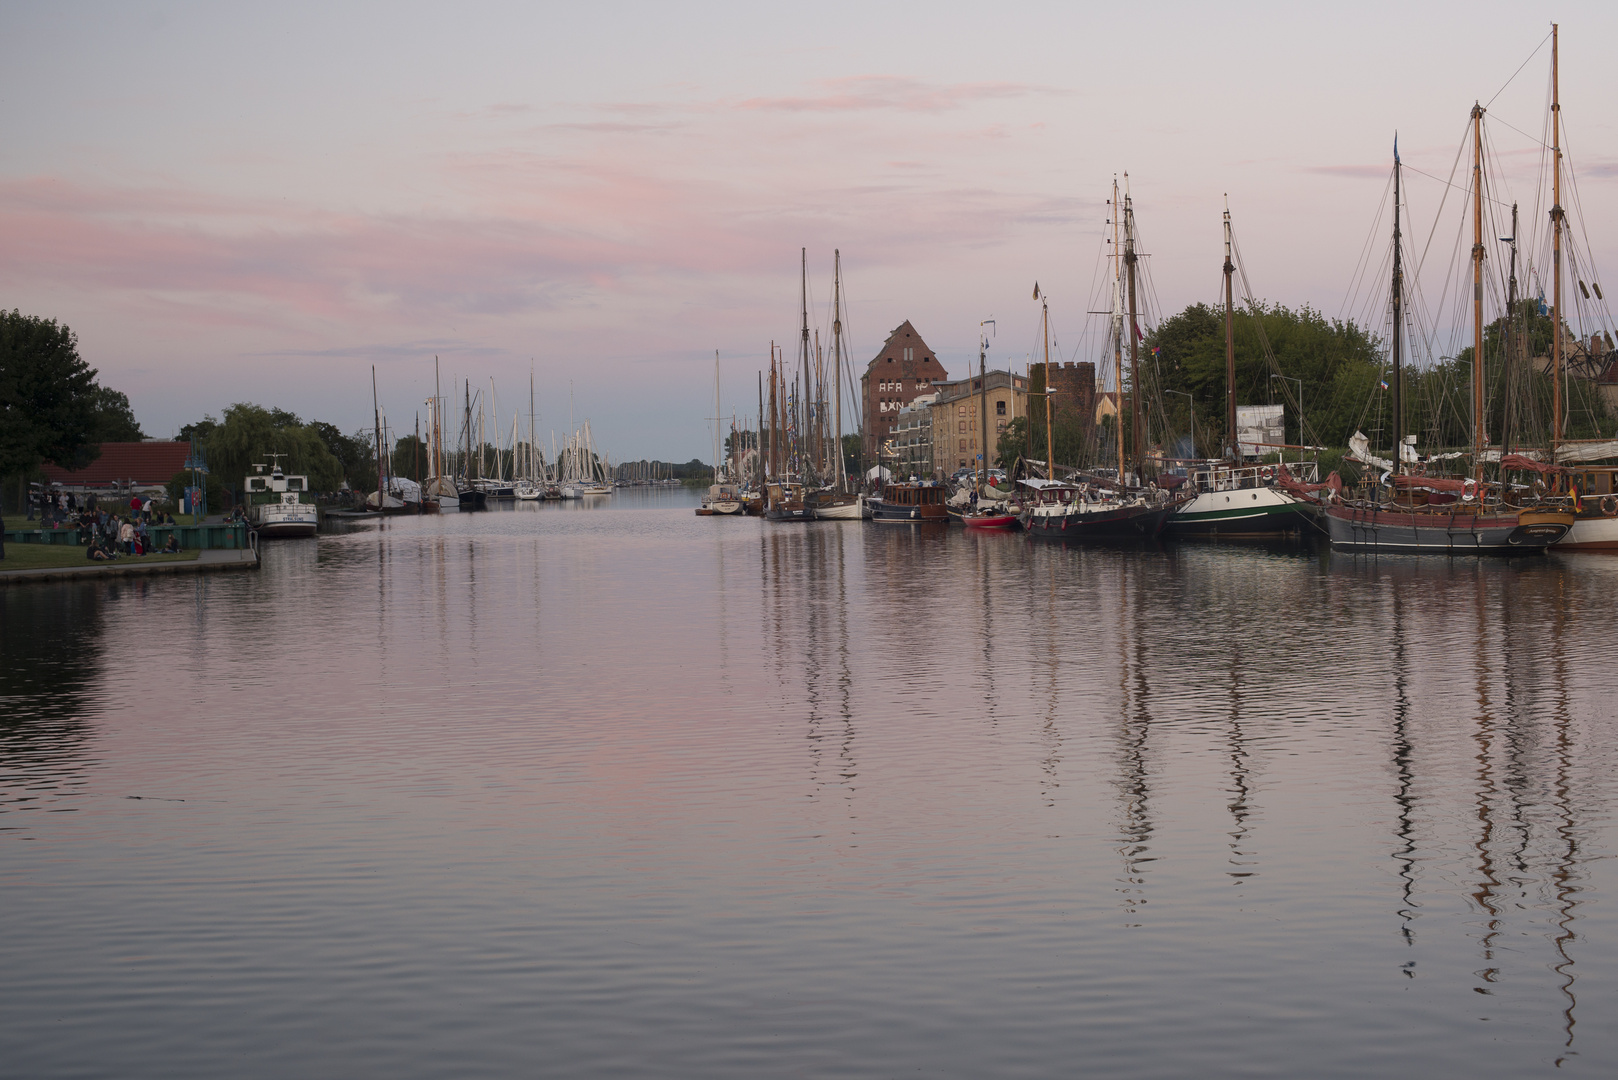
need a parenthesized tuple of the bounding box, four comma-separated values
(1348, 430, 1394, 474)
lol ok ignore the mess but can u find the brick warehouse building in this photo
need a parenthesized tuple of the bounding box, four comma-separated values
(1032, 360, 1098, 438)
(860, 321, 948, 465)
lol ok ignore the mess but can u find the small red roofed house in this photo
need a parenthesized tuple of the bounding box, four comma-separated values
(40, 442, 192, 497)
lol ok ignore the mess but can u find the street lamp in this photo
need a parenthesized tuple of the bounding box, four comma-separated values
(1164, 389, 1195, 459)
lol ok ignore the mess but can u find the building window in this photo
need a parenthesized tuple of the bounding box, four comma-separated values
(904, 347, 914, 362)
(996, 400, 1006, 415)
(958, 421, 967, 433)
(997, 420, 1006, 433)
(957, 405, 967, 416)
(959, 439, 967, 451)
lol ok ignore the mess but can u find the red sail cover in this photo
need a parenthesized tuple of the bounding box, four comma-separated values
(1499, 454, 1568, 476)
(1392, 474, 1475, 493)
(1273, 470, 1344, 498)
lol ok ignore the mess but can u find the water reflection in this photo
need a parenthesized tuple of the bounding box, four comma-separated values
(4, 507, 1617, 1077)
(0, 583, 106, 828)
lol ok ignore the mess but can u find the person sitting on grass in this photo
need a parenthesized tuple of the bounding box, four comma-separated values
(162, 534, 180, 554)
(87, 539, 111, 561)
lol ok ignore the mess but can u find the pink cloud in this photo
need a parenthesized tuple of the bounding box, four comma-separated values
(739, 75, 1060, 114)
(1302, 164, 1389, 179)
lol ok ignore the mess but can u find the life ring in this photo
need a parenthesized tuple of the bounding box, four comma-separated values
(1260, 466, 1275, 482)
(1603, 495, 1617, 516)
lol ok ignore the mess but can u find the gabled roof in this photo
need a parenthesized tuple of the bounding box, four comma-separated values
(866, 320, 939, 370)
(41, 442, 192, 486)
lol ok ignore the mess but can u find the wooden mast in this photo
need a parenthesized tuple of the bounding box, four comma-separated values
(1041, 293, 1053, 479)
(768, 343, 779, 481)
(1113, 177, 1125, 480)
(757, 370, 765, 489)
(1472, 102, 1486, 491)
(978, 327, 989, 494)
(372, 365, 384, 506)
(1124, 181, 1142, 482)
(1503, 203, 1519, 458)
(1551, 22, 1564, 461)
(1392, 138, 1405, 475)
(832, 250, 845, 493)
(800, 248, 811, 483)
(1223, 198, 1237, 460)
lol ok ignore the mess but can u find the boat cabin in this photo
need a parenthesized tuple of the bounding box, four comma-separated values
(245, 465, 312, 504)
(882, 483, 945, 508)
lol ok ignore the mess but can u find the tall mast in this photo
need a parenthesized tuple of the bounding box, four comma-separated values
(833, 249, 846, 493)
(1042, 297, 1053, 478)
(434, 355, 443, 487)
(758, 370, 765, 488)
(768, 342, 780, 480)
(713, 349, 722, 485)
(1223, 198, 1237, 461)
(813, 329, 823, 477)
(372, 365, 383, 502)
(978, 325, 989, 492)
(800, 248, 811, 482)
(1124, 181, 1142, 480)
(1112, 177, 1125, 480)
(1392, 138, 1405, 474)
(1472, 102, 1486, 490)
(1551, 22, 1564, 457)
(529, 367, 536, 482)
(1503, 203, 1519, 457)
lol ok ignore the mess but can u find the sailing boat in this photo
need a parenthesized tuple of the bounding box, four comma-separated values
(765, 262, 815, 523)
(961, 321, 1019, 530)
(422, 357, 461, 509)
(698, 351, 744, 516)
(809, 250, 863, 520)
(1324, 105, 1571, 553)
(1021, 201, 1184, 542)
(1163, 202, 1321, 538)
(1536, 25, 1618, 549)
(457, 380, 488, 511)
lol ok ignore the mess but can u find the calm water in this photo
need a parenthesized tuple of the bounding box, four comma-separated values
(4, 489, 1617, 1078)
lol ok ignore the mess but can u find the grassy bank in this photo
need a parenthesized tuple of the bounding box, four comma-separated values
(0, 546, 200, 572)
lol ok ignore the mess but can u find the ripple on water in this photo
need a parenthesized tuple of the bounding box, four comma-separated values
(3, 493, 1616, 1077)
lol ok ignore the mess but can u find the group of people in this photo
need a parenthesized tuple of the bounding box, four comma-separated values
(82, 507, 182, 560)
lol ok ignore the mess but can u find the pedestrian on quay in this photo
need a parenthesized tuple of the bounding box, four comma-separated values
(119, 517, 135, 555)
(135, 519, 149, 555)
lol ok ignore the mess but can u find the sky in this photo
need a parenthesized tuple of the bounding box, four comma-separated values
(3, 1, 1615, 463)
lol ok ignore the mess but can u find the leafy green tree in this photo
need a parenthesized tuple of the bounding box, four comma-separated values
(88, 385, 145, 442)
(391, 434, 426, 481)
(308, 420, 376, 490)
(1143, 301, 1382, 453)
(202, 404, 344, 501)
(0, 310, 100, 480)
(1416, 302, 1612, 451)
(995, 416, 1028, 470)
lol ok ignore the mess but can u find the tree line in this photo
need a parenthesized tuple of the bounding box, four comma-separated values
(2, 310, 145, 508)
(995, 299, 1612, 479)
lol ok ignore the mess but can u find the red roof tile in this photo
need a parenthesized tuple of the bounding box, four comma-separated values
(41, 442, 193, 486)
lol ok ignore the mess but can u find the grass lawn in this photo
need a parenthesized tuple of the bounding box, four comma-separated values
(0, 545, 200, 572)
